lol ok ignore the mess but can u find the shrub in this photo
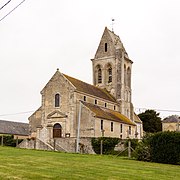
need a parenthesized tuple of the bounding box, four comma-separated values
(0, 135, 23, 147)
(135, 132, 180, 164)
(150, 131, 180, 164)
(134, 134, 153, 161)
(135, 141, 151, 161)
(124, 139, 139, 150)
(91, 137, 120, 154)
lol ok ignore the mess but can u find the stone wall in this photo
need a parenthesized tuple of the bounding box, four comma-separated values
(19, 137, 95, 154)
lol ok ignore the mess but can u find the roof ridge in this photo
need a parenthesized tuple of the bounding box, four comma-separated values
(63, 74, 116, 102)
(0, 119, 28, 124)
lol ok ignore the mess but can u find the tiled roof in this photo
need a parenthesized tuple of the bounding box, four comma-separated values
(63, 74, 116, 102)
(82, 102, 136, 126)
(0, 120, 29, 136)
(163, 116, 180, 123)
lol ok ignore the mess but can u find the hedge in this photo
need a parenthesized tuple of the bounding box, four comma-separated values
(135, 132, 180, 164)
(0, 135, 23, 147)
(150, 131, 180, 164)
(91, 137, 120, 154)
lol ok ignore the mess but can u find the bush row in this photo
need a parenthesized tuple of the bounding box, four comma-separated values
(0, 135, 23, 147)
(91, 137, 120, 154)
(135, 131, 180, 164)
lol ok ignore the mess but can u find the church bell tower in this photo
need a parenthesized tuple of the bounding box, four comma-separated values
(91, 27, 134, 120)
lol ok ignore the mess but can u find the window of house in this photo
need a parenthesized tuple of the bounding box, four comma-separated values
(84, 96, 86, 101)
(55, 94, 60, 107)
(108, 67, 112, 83)
(129, 126, 131, 135)
(120, 124, 123, 133)
(105, 103, 107, 107)
(105, 43, 107, 52)
(98, 68, 102, 83)
(101, 120, 103, 131)
(111, 122, 113, 132)
(114, 106, 116, 110)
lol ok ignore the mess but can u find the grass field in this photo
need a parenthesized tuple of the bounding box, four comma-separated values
(0, 146, 179, 180)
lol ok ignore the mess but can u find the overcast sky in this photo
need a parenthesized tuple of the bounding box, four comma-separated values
(0, 0, 180, 123)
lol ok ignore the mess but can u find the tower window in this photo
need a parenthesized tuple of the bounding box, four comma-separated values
(108, 67, 112, 83)
(98, 68, 102, 83)
(105, 103, 107, 107)
(111, 122, 113, 132)
(101, 120, 103, 131)
(95, 99, 97, 104)
(114, 106, 116, 110)
(84, 96, 86, 101)
(55, 94, 60, 107)
(105, 43, 107, 52)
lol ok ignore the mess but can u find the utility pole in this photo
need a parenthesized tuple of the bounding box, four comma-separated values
(76, 101, 82, 153)
(100, 130, 105, 155)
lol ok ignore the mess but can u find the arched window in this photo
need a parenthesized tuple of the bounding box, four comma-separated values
(108, 67, 112, 83)
(124, 64, 127, 86)
(127, 67, 131, 88)
(97, 66, 102, 83)
(53, 123, 62, 138)
(55, 94, 60, 107)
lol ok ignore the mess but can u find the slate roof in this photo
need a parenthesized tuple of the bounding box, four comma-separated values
(82, 101, 136, 126)
(63, 74, 116, 103)
(0, 120, 29, 136)
(162, 116, 180, 123)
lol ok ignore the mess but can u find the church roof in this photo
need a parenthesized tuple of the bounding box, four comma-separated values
(106, 27, 133, 63)
(82, 102, 135, 126)
(134, 113, 142, 123)
(0, 120, 29, 136)
(162, 116, 180, 123)
(63, 74, 116, 103)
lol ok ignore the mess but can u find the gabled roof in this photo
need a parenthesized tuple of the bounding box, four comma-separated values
(163, 116, 180, 123)
(0, 120, 29, 136)
(63, 74, 116, 103)
(82, 102, 135, 126)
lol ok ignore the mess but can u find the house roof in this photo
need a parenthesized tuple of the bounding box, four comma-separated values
(0, 120, 29, 136)
(162, 116, 180, 123)
(82, 101, 136, 126)
(63, 74, 116, 103)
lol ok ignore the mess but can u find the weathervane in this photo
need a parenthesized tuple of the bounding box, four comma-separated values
(111, 18, 115, 32)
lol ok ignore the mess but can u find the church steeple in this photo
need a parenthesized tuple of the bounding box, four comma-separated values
(91, 27, 134, 119)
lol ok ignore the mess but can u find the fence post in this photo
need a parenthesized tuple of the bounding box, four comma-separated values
(54, 138, 56, 151)
(128, 140, 131, 158)
(1, 135, 3, 146)
(16, 136, 18, 147)
(100, 139, 103, 155)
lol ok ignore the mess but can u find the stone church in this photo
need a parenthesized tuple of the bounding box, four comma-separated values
(21, 27, 143, 153)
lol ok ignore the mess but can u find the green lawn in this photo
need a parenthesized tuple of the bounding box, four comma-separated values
(0, 146, 179, 180)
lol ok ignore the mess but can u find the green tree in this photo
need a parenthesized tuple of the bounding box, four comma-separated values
(138, 110, 162, 133)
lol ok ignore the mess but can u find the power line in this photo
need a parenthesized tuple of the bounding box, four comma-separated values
(0, 0, 26, 22)
(135, 107, 180, 113)
(0, 110, 34, 117)
(0, 0, 12, 11)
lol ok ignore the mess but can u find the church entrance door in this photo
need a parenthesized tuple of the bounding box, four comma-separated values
(53, 123, 62, 138)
